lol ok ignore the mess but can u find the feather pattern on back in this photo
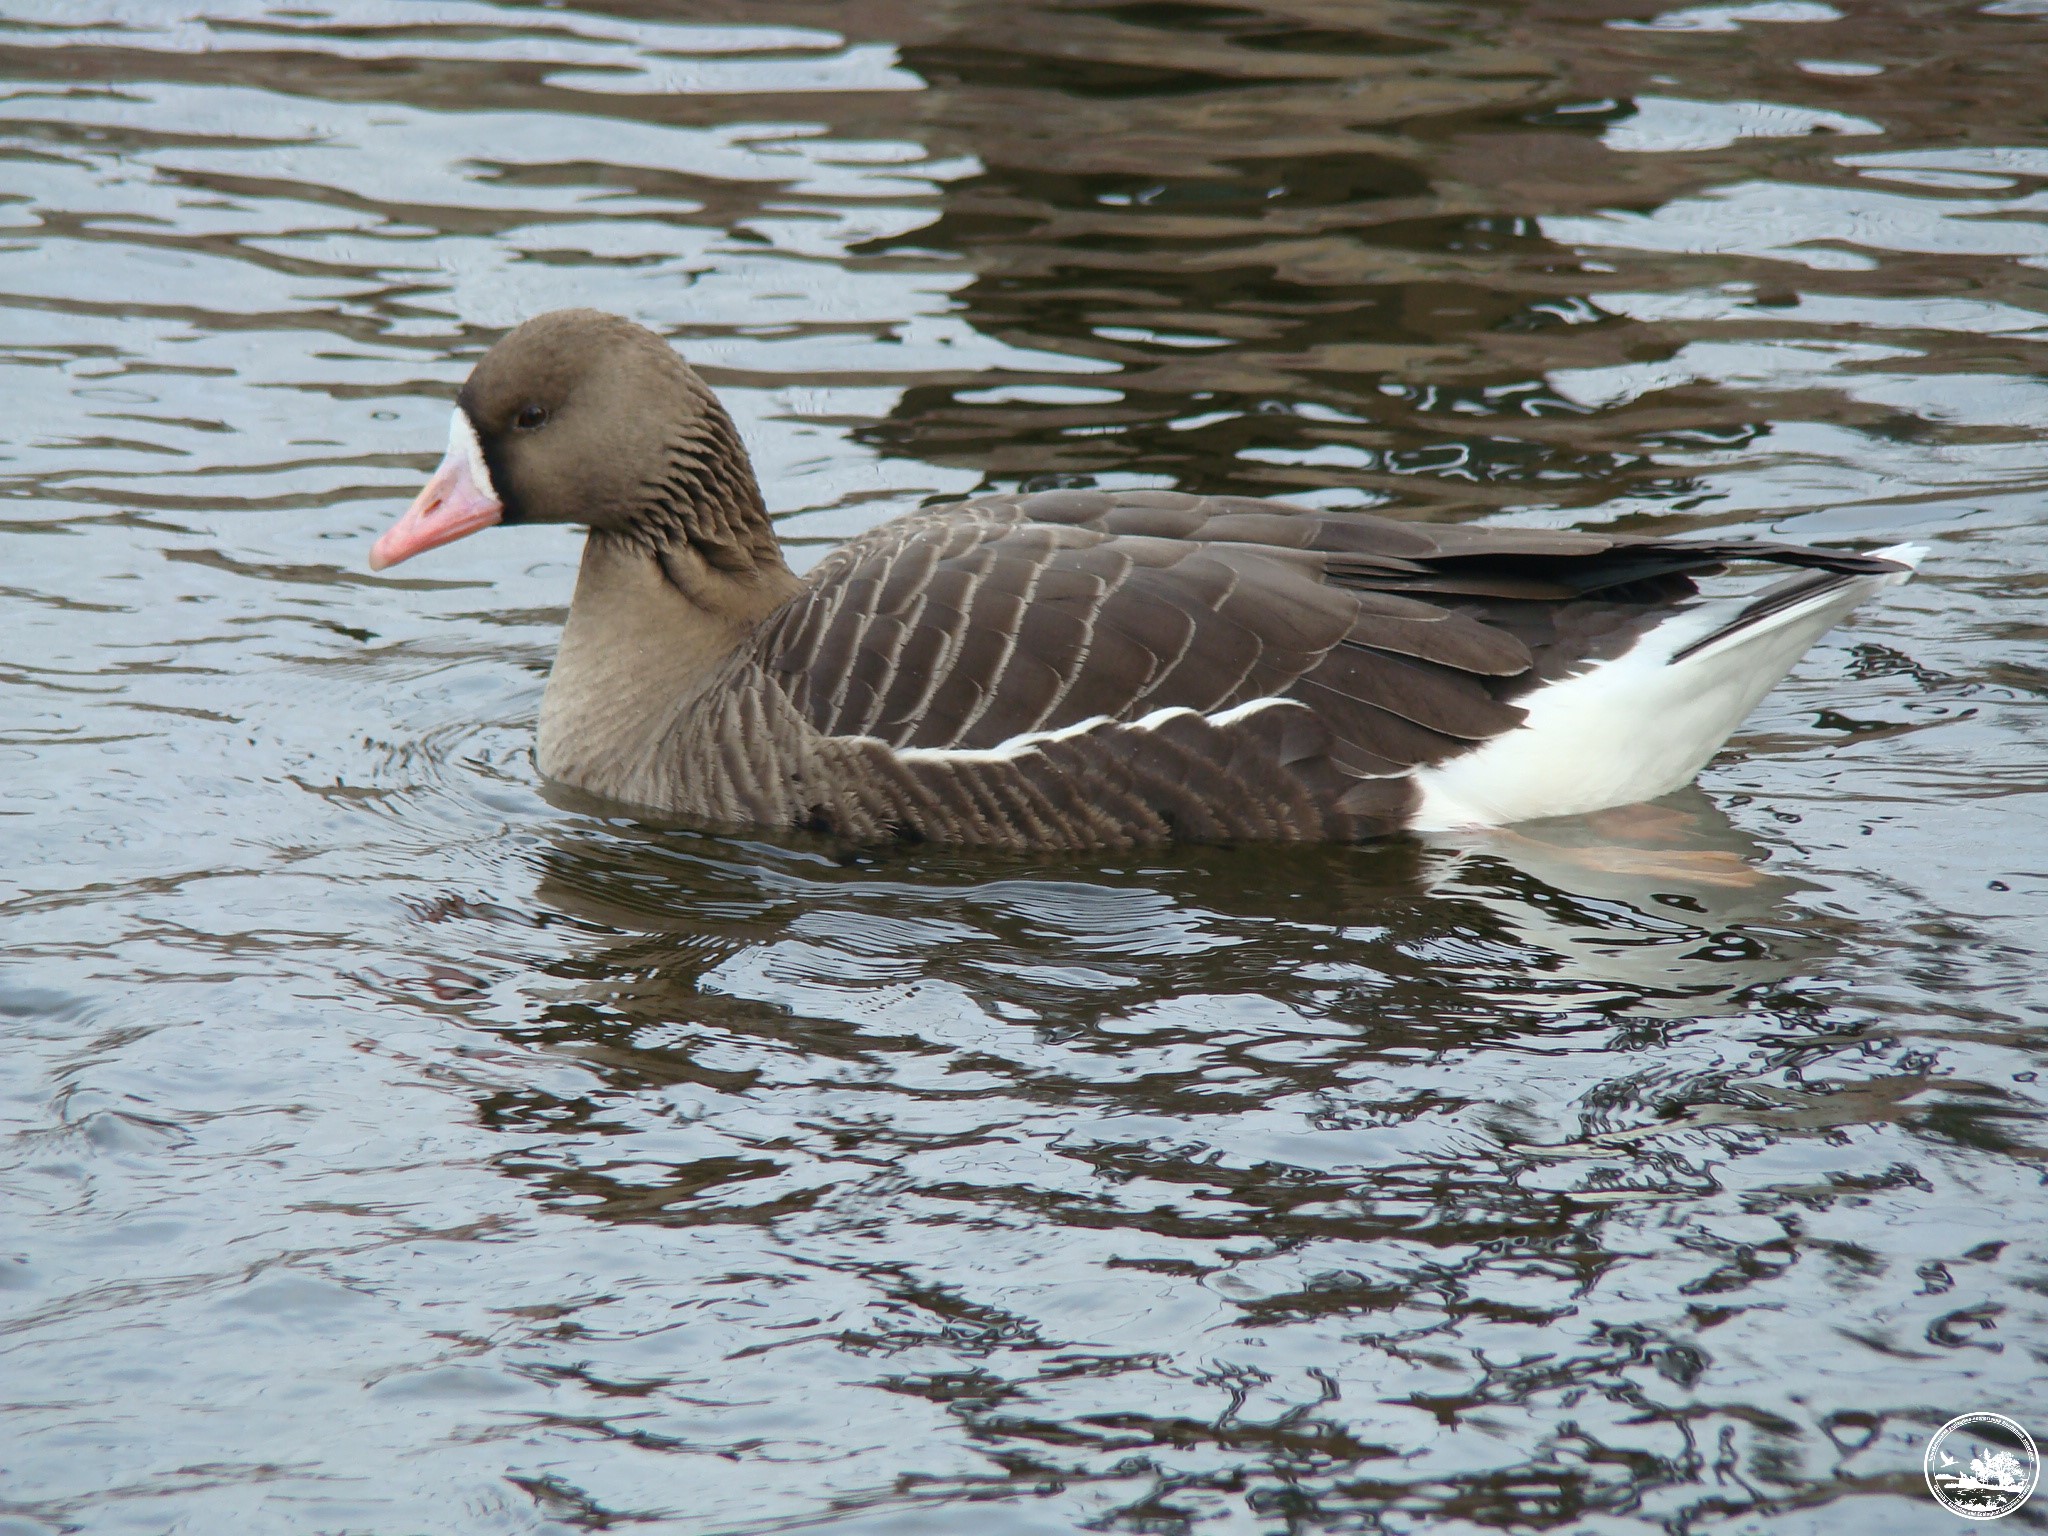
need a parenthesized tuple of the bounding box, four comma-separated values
(611, 487, 1909, 848)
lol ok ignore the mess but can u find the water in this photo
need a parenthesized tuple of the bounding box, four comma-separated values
(2, 3, 2045, 1532)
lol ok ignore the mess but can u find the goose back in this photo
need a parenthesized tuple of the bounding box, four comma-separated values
(617, 488, 1906, 848)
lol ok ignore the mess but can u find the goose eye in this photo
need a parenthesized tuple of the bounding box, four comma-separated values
(515, 403, 548, 430)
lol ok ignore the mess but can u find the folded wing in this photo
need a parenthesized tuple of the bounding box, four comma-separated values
(761, 488, 1903, 808)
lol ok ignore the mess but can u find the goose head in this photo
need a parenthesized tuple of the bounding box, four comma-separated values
(369, 309, 781, 585)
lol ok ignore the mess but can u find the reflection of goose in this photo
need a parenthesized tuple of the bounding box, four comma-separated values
(1417, 789, 1817, 1015)
(371, 310, 1923, 850)
(514, 805, 1814, 1077)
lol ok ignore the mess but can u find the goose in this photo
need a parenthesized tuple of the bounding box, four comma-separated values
(368, 308, 1923, 849)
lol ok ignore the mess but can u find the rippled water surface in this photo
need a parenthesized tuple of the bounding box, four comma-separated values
(4, 3, 2047, 1532)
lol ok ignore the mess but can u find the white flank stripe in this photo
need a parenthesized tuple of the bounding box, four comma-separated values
(1207, 696, 1297, 728)
(1409, 545, 1926, 830)
(887, 695, 1296, 765)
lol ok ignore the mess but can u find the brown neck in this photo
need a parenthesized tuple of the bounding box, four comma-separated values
(537, 530, 800, 804)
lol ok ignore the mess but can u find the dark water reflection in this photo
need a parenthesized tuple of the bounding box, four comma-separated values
(3, 2, 2045, 1533)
